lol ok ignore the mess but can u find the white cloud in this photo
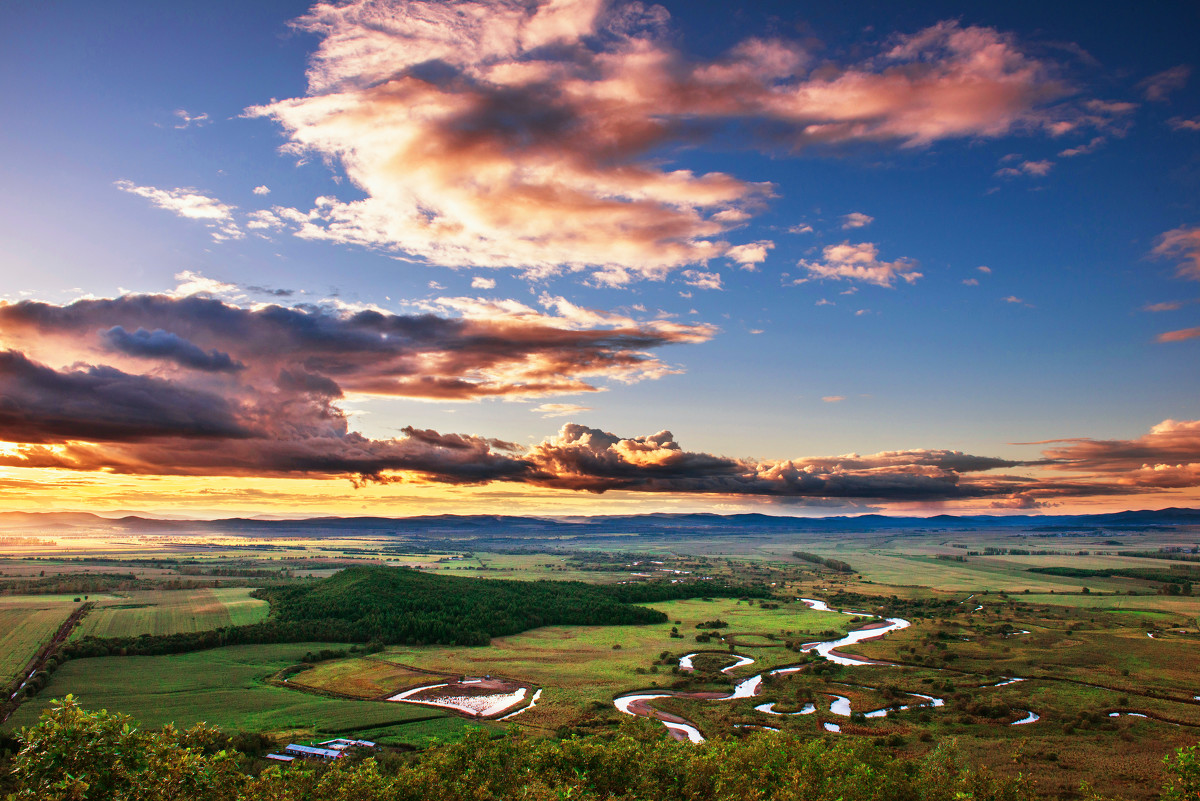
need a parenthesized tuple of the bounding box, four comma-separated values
(533, 403, 593, 418)
(841, 212, 874, 229)
(788, 223, 814, 235)
(253, 185, 272, 195)
(682, 270, 723, 290)
(471, 276, 497, 289)
(172, 109, 210, 129)
(725, 240, 774, 269)
(115, 180, 243, 241)
(822, 395, 846, 403)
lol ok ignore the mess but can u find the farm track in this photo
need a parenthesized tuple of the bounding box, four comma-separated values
(1, 602, 94, 724)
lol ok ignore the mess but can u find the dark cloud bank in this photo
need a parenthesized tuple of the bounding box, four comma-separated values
(0, 294, 1196, 505)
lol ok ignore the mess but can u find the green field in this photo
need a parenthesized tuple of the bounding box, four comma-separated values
(73, 587, 269, 638)
(4, 642, 481, 746)
(0, 598, 80, 682)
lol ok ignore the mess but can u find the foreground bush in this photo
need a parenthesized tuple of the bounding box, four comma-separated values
(7, 696, 1051, 801)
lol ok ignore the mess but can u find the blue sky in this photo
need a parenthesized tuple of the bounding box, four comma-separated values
(0, 0, 1198, 516)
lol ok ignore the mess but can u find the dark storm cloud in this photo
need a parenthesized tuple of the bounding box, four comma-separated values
(102, 326, 245, 372)
(0, 350, 252, 444)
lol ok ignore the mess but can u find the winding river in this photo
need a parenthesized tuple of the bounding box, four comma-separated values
(613, 597, 1031, 742)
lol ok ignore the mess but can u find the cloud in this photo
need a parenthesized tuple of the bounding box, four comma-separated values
(4, 314, 1198, 504)
(0, 292, 713, 406)
(821, 395, 846, 403)
(241, 5, 1091, 283)
(978, 266, 992, 274)
(172, 109, 210, 129)
(0, 350, 251, 445)
(681, 270, 723, 290)
(1152, 225, 1200, 280)
(788, 223, 814, 235)
(1169, 117, 1200, 132)
(962, 278, 979, 286)
(726, 241, 774, 269)
(101, 327, 245, 372)
(796, 242, 921, 287)
(533, 403, 592, 418)
(1157, 327, 1200, 343)
(1058, 136, 1104, 157)
(0, 291, 717, 483)
(470, 276, 497, 289)
(115, 181, 243, 241)
(1143, 300, 1184, 312)
(840, 212, 874, 229)
(995, 159, 1053, 178)
(253, 185, 272, 195)
(1034, 419, 1200, 490)
(1139, 65, 1190, 102)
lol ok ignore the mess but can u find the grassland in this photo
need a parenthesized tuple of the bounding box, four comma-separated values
(0, 598, 78, 681)
(73, 587, 268, 638)
(4, 642, 487, 746)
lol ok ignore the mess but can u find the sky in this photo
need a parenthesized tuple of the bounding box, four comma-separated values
(0, 0, 1198, 518)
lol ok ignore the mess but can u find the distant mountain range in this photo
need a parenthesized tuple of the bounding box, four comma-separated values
(1, 508, 1198, 541)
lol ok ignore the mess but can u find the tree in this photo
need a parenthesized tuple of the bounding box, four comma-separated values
(10, 695, 244, 801)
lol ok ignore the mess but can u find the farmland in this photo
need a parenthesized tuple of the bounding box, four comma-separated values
(1, 514, 1199, 799)
(73, 587, 268, 638)
(3, 642, 480, 746)
(0, 598, 78, 682)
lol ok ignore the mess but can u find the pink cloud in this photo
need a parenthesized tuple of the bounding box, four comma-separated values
(1157, 327, 1200, 343)
(797, 242, 921, 287)
(244, 3, 1093, 283)
(1152, 225, 1200, 280)
(1139, 65, 1190, 102)
(995, 159, 1053, 178)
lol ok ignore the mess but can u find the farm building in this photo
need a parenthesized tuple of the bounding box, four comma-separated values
(320, 738, 376, 750)
(284, 744, 343, 760)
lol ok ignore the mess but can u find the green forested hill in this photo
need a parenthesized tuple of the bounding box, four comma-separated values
(64, 566, 766, 654)
(258, 566, 672, 644)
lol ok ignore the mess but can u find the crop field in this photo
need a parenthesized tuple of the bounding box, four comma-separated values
(73, 587, 269, 638)
(3, 642, 471, 746)
(0, 598, 77, 681)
